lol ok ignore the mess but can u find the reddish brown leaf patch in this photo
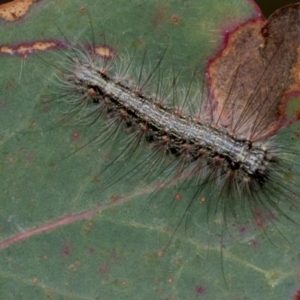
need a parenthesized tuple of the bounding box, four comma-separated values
(207, 3, 300, 141)
(0, 0, 39, 21)
(0, 40, 66, 59)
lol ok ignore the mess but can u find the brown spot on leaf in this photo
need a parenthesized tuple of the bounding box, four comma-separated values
(79, 6, 86, 14)
(49, 162, 56, 169)
(175, 193, 182, 200)
(29, 121, 36, 129)
(91, 45, 114, 59)
(164, 227, 171, 233)
(0, 40, 66, 59)
(61, 242, 73, 257)
(157, 251, 163, 257)
(92, 176, 100, 182)
(7, 81, 15, 89)
(84, 220, 94, 234)
(195, 285, 206, 295)
(252, 209, 274, 228)
(294, 290, 300, 300)
(171, 15, 180, 25)
(0, 45, 13, 55)
(136, 38, 144, 46)
(207, 4, 300, 141)
(0, 0, 39, 21)
(71, 131, 80, 143)
(238, 225, 247, 234)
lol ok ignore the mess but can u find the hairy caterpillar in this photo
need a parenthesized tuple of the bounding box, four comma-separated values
(48, 5, 300, 236)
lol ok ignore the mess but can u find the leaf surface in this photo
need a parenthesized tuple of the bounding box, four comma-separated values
(0, 1, 299, 299)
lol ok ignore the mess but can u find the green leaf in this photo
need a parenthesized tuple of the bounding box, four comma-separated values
(0, 1, 299, 299)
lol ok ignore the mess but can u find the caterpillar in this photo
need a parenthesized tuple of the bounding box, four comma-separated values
(49, 4, 300, 235)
